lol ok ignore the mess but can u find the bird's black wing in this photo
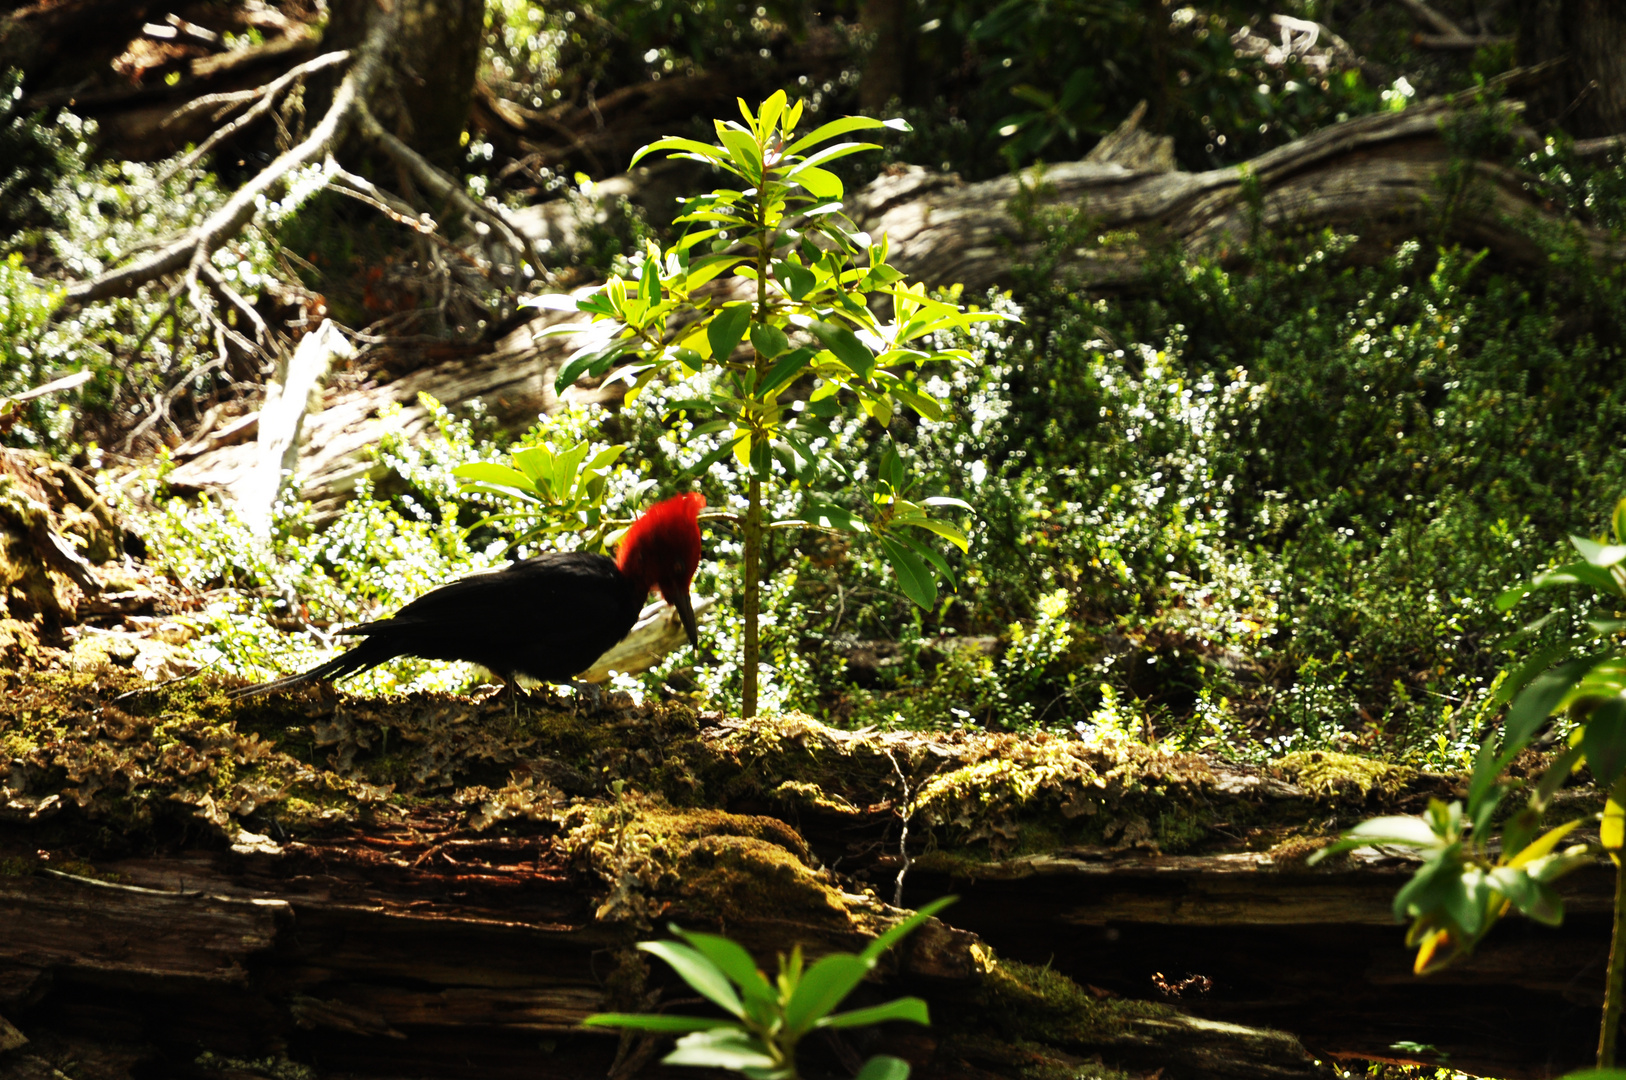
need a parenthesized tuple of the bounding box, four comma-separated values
(231, 551, 645, 698)
(341, 550, 645, 683)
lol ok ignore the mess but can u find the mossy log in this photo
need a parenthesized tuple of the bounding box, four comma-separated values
(0, 672, 1610, 1079)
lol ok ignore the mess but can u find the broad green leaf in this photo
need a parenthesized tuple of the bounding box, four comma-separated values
(791, 141, 883, 173)
(452, 463, 536, 494)
(585, 444, 627, 473)
(781, 261, 817, 299)
(759, 347, 816, 397)
(923, 496, 975, 512)
(853, 1056, 912, 1080)
(1507, 817, 1582, 868)
(639, 941, 745, 1018)
(671, 927, 777, 1007)
(861, 897, 957, 962)
(511, 445, 556, 486)
(784, 953, 871, 1035)
(903, 516, 970, 552)
(889, 384, 944, 421)
(790, 165, 842, 199)
(664, 1029, 778, 1070)
(1531, 560, 1623, 596)
(1504, 654, 1606, 754)
(1571, 534, 1626, 568)
(1583, 697, 1626, 788)
(882, 536, 937, 608)
(1605, 774, 1626, 852)
(716, 125, 764, 179)
(803, 503, 868, 532)
(552, 440, 591, 500)
(749, 321, 790, 359)
(818, 997, 930, 1030)
(783, 115, 890, 156)
(709, 304, 753, 363)
(630, 136, 729, 168)
(555, 341, 628, 393)
(810, 321, 876, 377)
(1345, 814, 1443, 848)
(581, 1013, 736, 1033)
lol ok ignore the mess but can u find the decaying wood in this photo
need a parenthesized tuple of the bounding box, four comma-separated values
(237, 318, 352, 536)
(165, 94, 1620, 517)
(0, 673, 1610, 1079)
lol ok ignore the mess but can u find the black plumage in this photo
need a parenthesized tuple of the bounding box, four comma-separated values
(231, 493, 706, 698)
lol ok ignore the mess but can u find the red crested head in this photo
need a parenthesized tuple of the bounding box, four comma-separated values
(617, 492, 706, 647)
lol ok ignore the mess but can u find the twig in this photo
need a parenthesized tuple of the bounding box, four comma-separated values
(57, 14, 395, 314)
(160, 51, 351, 184)
(885, 749, 915, 907)
(353, 102, 558, 288)
(1392, 0, 1468, 38)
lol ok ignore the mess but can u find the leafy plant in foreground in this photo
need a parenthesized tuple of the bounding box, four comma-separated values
(1315, 498, 1626, 1068)
(583, 897, 953, 1078)
(535, 91, 1011, 717)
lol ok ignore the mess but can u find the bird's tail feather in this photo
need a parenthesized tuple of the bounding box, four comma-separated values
(228, 644, 382, 700)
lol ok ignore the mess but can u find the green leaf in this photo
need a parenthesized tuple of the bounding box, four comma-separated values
(452, 463, 537, 494)
(663, 1029, 778, 1070)
(1571, 534, 1626, 568)
(861, 897, 957, 962)
(810, 321, 876, 378)
(584, 444, 627, 473)
(749, 321, 790, 359)
(1583, 697, 1626, 788)
(903, 516, 970, 553)
(781, 261, 817, 299)
(1342, 814, 1443, 849)
(716, 125, 764, 180)
(791, 165, 842, 199)
(923, 496, 975, 512)
(709, 304, 753, 363)
(853, 1056, 912, 1080)
(639, 941, 746, 1018)
(784, 953, 871, 1035)
(783, 115, 890, 156)
(881, 536, 936, 608)
(1504, 654, 1607, 754)
(510, 446, 556, 486)
(554, 341, 628, 394)
(630, 136, 728, 169)
(817, 997, 930, 1030)
(552, 440, 591, 500)
(671, 927, 777, 1007)
(803, 503, 868, 533)
(581, 1013, 736, 1033)
(759, 347, 815, 397)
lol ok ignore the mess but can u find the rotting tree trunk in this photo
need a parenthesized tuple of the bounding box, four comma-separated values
(0, 678, 1612, 1079)
(163, 94, 1626, 514)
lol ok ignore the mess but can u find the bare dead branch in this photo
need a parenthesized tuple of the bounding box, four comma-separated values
(56, 14, 395, 314)
(1392, 0, 1469, 38)
(353, 102, 558, 288)
(159, 50, 352, 183)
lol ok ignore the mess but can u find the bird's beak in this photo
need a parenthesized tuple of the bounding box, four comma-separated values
(672, 588, 700, 649)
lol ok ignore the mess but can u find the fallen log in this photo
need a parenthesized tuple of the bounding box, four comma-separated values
(0, 673, 1608, 1077)
(163, 95, 1621, 519)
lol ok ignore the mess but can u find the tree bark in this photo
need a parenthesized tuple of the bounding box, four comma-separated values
(1518, 0, 1626, 138)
